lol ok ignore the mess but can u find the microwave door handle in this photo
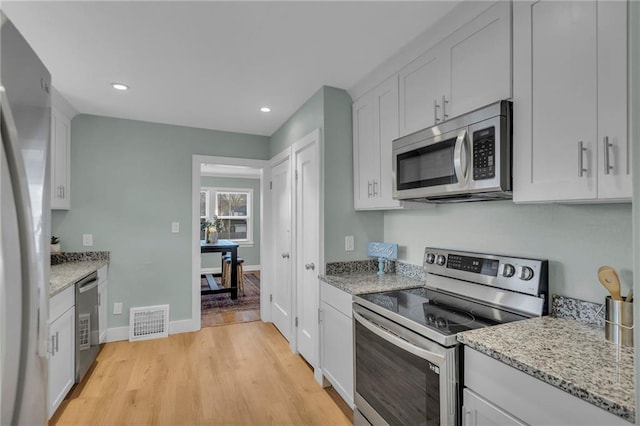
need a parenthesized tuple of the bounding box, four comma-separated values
(453, 129, 469, 185)
(353, 311, 445, 366)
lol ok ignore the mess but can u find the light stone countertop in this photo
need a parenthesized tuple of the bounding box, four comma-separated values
(458, 316, 635, 423)
(319, 272, 425, 295)
(50, 259, 109, 297)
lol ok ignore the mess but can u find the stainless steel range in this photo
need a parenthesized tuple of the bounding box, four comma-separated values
(353, 248, 548, 426)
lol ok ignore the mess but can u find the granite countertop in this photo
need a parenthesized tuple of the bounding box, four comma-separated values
(458, 316, 635, 422)
(50, 253, 110, 297)
(319, 272, 425, 295)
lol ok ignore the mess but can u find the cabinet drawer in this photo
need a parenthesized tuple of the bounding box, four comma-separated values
(49, 285, 74, 322)
(320, 281, 352, 318)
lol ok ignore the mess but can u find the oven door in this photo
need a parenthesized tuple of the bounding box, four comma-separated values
(393, 127, 471, 200)
(353, 304, 458, 426)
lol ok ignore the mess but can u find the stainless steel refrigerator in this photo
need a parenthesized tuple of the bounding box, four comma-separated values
(1, 12, 50, 425)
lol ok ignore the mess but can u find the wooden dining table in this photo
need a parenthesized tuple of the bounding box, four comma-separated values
(201, 239, 239, 299)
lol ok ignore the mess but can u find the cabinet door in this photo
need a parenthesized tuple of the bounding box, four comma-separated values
(372, 74, 401, 209)
(463, 389, 527, 426)
(321, 301, 354, 407)
(597, 0, 631, 200)
(98, 280, 107, 344)
(446, 1, 511, 118)
(50, 108, 70, 210)
(399, 46, 447, 136)
(513, 1, 598, 202)
(353, 92, 378, 209)
(48, 306, 75, 418)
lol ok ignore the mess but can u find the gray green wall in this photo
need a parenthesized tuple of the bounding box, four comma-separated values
(270, 86, 383, 262)
(200, 176, 261, 268)
(52, 115, 269, 327)
(384, 202, 632, 303)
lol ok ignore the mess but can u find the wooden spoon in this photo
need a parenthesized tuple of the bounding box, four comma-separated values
(598, 266, 623, 301)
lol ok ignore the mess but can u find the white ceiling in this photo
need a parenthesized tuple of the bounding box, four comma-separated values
(3, 1, 459, 136)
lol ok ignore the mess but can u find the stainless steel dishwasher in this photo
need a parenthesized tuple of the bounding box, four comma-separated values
(75, 272, 100, 382)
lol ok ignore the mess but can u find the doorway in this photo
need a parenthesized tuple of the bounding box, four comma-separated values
(191, 155, 270, 330)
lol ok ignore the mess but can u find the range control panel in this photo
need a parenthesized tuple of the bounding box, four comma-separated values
(423, 247, 548, 297)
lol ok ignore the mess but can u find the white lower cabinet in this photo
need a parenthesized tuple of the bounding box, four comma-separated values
(97, 265, 108, 343)
(48, 286, 75, 419)
(320, 282, 353, 407)
(464, 347, 630, 426)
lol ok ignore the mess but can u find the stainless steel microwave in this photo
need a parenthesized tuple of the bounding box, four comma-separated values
(392, 100, 512, 202)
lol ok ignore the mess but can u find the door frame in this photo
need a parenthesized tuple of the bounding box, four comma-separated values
(191, 155, 271, 330)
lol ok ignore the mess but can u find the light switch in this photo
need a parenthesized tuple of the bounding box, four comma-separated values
(345, 235, 355, 251)
(113, 302, 123, 315)
(171, 222, 180, 233)
(82, 233, 93, 246)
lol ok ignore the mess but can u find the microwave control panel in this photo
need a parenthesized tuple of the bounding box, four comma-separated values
(472, 127, 495, 181)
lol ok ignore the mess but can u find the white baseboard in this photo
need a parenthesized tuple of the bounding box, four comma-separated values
(106, 319, 200, 343)
(200, 264, 260, 275)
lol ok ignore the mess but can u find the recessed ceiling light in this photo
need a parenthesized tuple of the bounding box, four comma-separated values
(111, 83, 129, 91)
(260, 107, 271, 113)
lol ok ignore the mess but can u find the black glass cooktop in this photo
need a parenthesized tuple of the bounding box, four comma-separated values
(357, 287, 526, 338)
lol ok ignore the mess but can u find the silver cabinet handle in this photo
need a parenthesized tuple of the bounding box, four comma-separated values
(367, 181, 372, 198)
(578, 141, 588, 177)
(372, 180, 378, 197)
(62, 185, 65, 199)
(603, 136, 613, 175)
(434, 99, 441, 123)
(305, 263, 315, 270)
(442, 95, 449, 120)
(49, 335, 56, 355)
(55, 331, 59, 353)
(281, 253, 290, 259)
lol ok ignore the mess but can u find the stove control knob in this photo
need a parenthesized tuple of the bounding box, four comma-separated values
(435, 255, 446, 266)
(499, 263, 515, 278)
(517, 266, 534, 281)
(425, 253, 436, 264)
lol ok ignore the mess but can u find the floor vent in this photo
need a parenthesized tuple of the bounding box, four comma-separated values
(78, 313, 90, 350)
(129, 304, 170, 342)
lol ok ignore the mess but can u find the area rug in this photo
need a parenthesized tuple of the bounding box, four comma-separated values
(201, 272, 260, 314)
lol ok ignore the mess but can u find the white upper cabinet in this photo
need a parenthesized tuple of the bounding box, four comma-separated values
(353, 74, 401, 210)
(398, 1, 511, 137)
(513, 0, 630, 203)
(50, 106, 70, 209)
(596, 0, 631, 200)
(399, 47, 447, 136)
(50, 89, 74, 210)
(446, 1, 511, 118)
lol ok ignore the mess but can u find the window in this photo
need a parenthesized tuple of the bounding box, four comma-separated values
(200, 187, 253, 244)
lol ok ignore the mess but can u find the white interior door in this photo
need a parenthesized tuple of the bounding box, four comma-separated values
(294, 132, 321, 368)
(269, 153, 293, 343)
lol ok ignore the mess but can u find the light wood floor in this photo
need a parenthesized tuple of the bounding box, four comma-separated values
(51, 321, 353, 425)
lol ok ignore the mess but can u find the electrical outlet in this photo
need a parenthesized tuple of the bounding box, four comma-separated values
(171, 222, 180, 233)
(113, 302, 123, 315)
(345, 235, 354, 251)
(82, 233, 93, 246)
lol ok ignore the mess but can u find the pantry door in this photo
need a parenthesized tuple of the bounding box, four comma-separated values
(269, 151, 293, 345)
(293, 130, 321, 369)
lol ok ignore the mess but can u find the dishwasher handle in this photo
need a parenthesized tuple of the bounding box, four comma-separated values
(77, 272, 98, 294)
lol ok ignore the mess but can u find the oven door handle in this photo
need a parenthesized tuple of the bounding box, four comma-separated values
(353, 311, 445, 366)
(453, 129, 469, 186)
